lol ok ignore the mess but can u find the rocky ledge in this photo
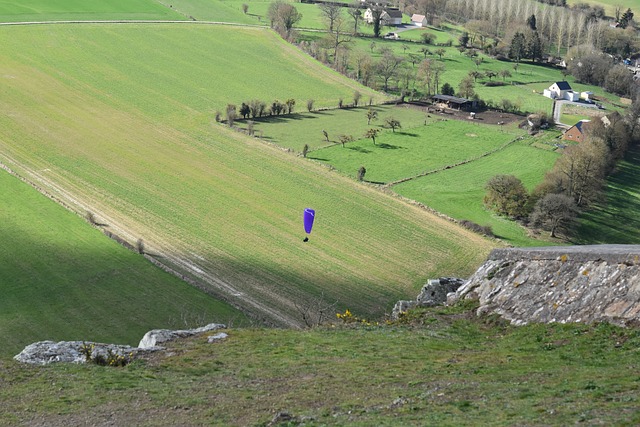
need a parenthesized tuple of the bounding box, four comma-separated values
(15, 323, 226, 365)
(450, 245, 640, 327)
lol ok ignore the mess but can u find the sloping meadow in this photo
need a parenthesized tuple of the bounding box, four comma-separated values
(0, 23, 495, 325)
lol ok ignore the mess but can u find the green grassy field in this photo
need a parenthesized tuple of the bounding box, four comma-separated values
(0, 0, 184, 21)
(244, 104, 428, 152)
(2, 304, 640, 425)
(566, 0, 640, 17)
(0, 23, 495, 326)
(309, 119, 521, 183)
(575, 143, 640, 244)
(0, 169, 245, 357)
(393, 139, 561, 246)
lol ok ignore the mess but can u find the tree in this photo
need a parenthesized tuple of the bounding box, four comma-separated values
(226, 104, 237, 127)
(421, 32, 436, 44)
(353, 90, 362, 107)
(322, 129, 329, 142)
(368, 4, 384, 38)
(302, 144, 309, 158)
(322, 15, 352, 65)
(419, 46, 431, 58)
(357, 165, 367, 181)
(468, 70, 482, 82)
(307, 99, 314, 112)
(364, 128, 380, 145)
(377, 51, 403, 91)
(347, 3, 362, 34)
(525, 31, 543, 62)
(526, 14, 537, 30)
(366, 108, 378, 124)
(499, 69, 512, 82)
(338, 134, 353, 147)
(268, 1, 302, 38)
(369, 41, 376, 53)
(530, 193, 578, 238)
(242, 3, 249, 14)
(484, 174, 529, 218)
(434, 48, 446, 60)
(239, 102, 250, 119)
(604, 64, 634, 97)
(458, 75, 475, 98)
(280, 99, 292, 114)
(441, 82, 454, 96)
(509, 32, 527, 62)
(459, 31, 469, 47)
(485, 70, 497, 81)
(385, 117, 401, 132)
(318, 2, 343, 33)
(619, 8, 634, 29)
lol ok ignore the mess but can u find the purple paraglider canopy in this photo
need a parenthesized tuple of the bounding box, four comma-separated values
(303, 208, 315, 234)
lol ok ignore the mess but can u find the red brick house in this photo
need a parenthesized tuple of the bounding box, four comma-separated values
(562, 120, 590, 142)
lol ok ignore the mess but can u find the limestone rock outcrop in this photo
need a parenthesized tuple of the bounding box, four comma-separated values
(13, 341, 143, 365)
(392, 277, 465, 319)
(451, 245, 640, 327)
(15, 323, 227, 365)
(138, 323, 226, 349)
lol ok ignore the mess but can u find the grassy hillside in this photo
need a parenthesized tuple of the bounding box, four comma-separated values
(0, 169, 245, 357)
(575, 143, 640, 244)
(2, 304, 640, 426)
(393, 140, 561, 246)
(0, 23, 495, 326)
(0, 0, 184, 21)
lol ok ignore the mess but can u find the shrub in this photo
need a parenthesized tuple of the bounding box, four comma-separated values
(459, 220, 494, 237)
(136, 238, 145, 254)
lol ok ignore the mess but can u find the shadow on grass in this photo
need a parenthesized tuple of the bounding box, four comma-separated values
(347, 147, 372, 153)
(378, 143, 404, 149)
(396, 132, 418, 137)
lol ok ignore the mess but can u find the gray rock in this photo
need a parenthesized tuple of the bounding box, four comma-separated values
(207, 332, 228, 343)
(417, 277, 465, 307)
(138, 323, 226, 349)
(13, 341, 142, 365)
(15, 323, 227, 364)
(392, 277, 465, 319)
(454, 245, 640, 327)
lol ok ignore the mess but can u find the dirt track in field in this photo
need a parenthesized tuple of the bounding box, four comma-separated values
(0, 150, 302, 328)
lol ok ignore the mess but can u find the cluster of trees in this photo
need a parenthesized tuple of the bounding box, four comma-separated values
(566, 50, 635, 97)
(484, 111, 636, 238)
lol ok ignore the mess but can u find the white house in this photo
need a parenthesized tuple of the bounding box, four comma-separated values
(364, 8, 403, 26)
(411, 14, 427, 26)
(543, 81, 579, 101)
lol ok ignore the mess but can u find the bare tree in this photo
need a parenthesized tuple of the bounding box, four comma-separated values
(357, 165, 367, 181)
(377, 51, 403, 91)
(364, 128, 380, 144)
(366, 108, 378, 124)
(347, 3, 362, 34)
(322, 15, 352, 65)
(385, 117, 401, 132)
(293, 293, 338, 327)
(353, 90, 362, 106)
(268, 1, 302, 38)
(319, 2, 343, 33)
(307, 99, 315, 112)
(226, 104, 237, 127)
(530, 193, 578, 238)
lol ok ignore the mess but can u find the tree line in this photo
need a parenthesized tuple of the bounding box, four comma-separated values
(484, 109, 638, 238)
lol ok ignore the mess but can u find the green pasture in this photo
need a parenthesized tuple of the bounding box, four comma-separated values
(0, 24, 495, 324)
(3, 309, 640, 425)
(2, 25, 379, 120)
(0, 0, 184, 21)
(309, 119, 521, 183)
(576, 143, 640, 244)
(566, 0, 640, 17)
(393, 139, 561, 246)
(243, 104, 428, 152)
(0, 170, 244, 357)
